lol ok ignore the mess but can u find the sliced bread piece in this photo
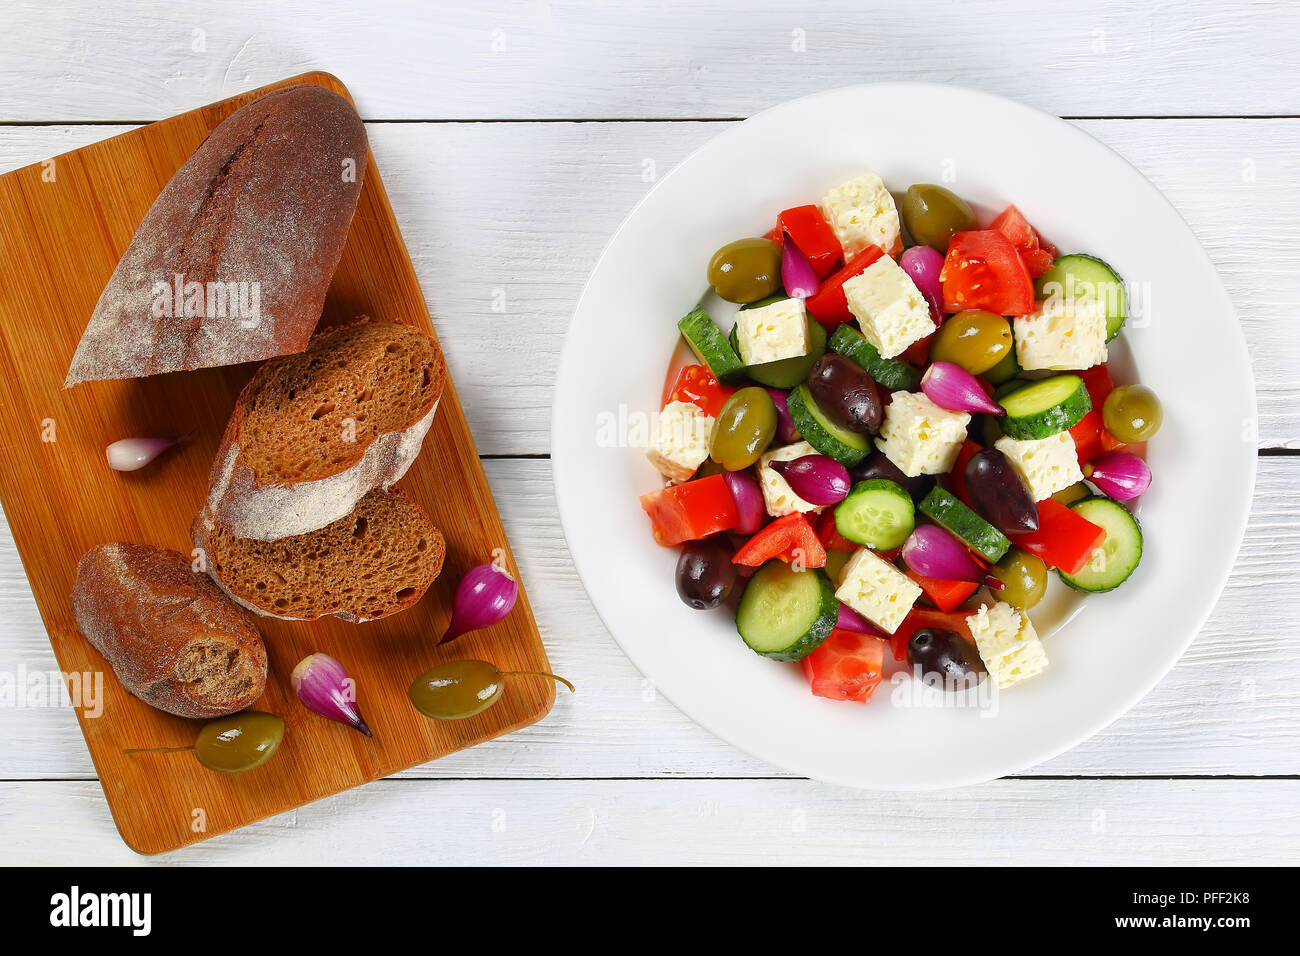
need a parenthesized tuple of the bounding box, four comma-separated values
(193, 487, 445, 622)
(203, 318, 446, 541)
(72, 543, 268, 719)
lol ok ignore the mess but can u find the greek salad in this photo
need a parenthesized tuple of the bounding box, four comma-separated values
(640, 173, 1162, 704)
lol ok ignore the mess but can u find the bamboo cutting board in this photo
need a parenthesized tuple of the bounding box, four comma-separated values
(0, 73, 554, 854)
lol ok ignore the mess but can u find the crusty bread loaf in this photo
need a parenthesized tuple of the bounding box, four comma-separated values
(65, 83, 368, 387)
(71, 543, 268, 719)
(201, 318, 445, 541)
(193, 488, 445, 623)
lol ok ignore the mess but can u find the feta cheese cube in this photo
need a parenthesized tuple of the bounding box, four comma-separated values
(734, 297, 809, 366)
(994, 431, 1083, 501)
(1013, 296, 1108, 371)
(966, 601, 1048, 689)
(646, 400, 715, 482)
(842, 257, 936, 359)
(835, 546, 922, 634)
(875, 391, 971, 478)
(820, 172, 902, 257)
(758, 441, 822, 517)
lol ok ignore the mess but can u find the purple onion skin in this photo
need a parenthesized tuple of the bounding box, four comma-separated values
(851, 451, 935, 503)
(902, 525, 1004, 590)
(899, 245, 945, 320)
(764, 387, 800, 442)
(724, 469, 766, 534)
(769, 455, 851, 506)
(922, 362, 1004, 416)
(291, 653, 372, 737)
(440, 562, 519, 644)
(836, 603, 884, 637)
(1086, 453, 1152, 501)
(781, 230, 820, 299)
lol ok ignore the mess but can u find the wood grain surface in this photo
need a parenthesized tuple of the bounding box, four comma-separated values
(1, 0, 1298, 866)
(0, 71, 553, 854)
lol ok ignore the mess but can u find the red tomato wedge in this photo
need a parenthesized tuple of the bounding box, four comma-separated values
(816, 508, 857, 553)
(940, 230, 1034, 316)
(660, 338, 698, 408)
(777, 205, 843, 279)
(900, 333, 933, 368)
(1078, 363, 1115, 408)
(905, 570, 980, 614)
(732, 512, 827, 568)
(1099, 431, 1147, 458)
(1009, 498, 1106, 574)
(889, 608, 975, 663)
(1068, 409, 1105, 464)
(989, 205, 1057, 278)
(802, 628, 886, 703)
(640, 474, 738, 547)
(805, 245, 885, 328)
(665, 364, 736, 417)
(941, 439, 985, 508)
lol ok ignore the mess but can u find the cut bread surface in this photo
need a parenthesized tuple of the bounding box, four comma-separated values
(239, 319, 444, 484)
(71, 542, 268, 719)
(196, 488, 444, 622)
(202, 318, 445, 541)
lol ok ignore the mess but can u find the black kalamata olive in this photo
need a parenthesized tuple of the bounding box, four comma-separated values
(907, 628, 986, 687)
(807, 354, 882, 435)
(964, 448, 1039, 534)
(849, 450, 935, 503)
(675, 538, 737, 610)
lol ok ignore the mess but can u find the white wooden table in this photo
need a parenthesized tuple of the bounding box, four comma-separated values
(2, 0, 1298, 865)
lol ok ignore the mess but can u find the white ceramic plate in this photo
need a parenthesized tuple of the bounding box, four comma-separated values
(553, 84, 1256, 789)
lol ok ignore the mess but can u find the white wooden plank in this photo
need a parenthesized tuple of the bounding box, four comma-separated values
(0, 777, 1295, 864)
(1, 457, 1295, 780)
(1, 119, 1297, 453)
(2, 0, 1299, 121)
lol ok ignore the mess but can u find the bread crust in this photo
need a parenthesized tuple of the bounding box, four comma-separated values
(192, 489, 445, 623)
(65, 84, 368, 386)
(201, 319, 445, 541)
(71, 543, 268, 719)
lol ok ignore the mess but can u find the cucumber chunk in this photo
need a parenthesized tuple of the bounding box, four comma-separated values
(735, 562, 838, 661)
(827, 324, 921, 391)
(918, 486, 1010, 562)
(787, 383, 872, 466)
(998, 374, 1091, 440)
(678, 306, 744, 382)
(835, 479, 916, 549)
(728, 315, 827, 389)
(1058, 498, 1142, 592)
(1034, 254, 1127, 342)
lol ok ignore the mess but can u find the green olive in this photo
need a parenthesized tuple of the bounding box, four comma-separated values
(409, 660, 505, 720)
(707, 238, 782, 303)
(990, 548, 1048, 610)
(1103, 384, 1163, 443)
(978, 414, 1004, 448)
(1052, 482, 1090, 507)
(901, 184, 978, 251)
(709, 386, 777, 470)
(194, 712, 284, 774)
(929, 310, 1013, 374)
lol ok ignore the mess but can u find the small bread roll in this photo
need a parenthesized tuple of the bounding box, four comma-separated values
(72, 543, 268, 719)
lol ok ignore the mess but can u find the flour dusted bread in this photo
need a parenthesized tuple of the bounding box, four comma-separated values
(65, 83, 367, 387)
(71, 543, 268, 719)
(193, 488, 445, 622)
(202, 318, 445, 541)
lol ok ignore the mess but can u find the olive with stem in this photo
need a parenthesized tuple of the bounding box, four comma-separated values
(409, 660, 574, 720)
